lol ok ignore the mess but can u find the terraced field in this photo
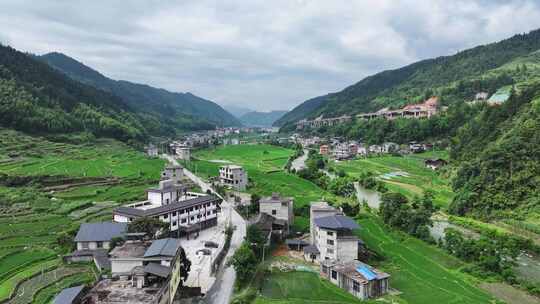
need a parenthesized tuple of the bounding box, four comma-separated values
(0, 129, 165, 301)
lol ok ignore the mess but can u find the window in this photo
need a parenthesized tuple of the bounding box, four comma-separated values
(172, 221, 177, 226)
(181, 219, 187, 224)
(327, 231, 334, 236)
(172, 212, 177, 216)
(163, 214, 168, 219)
(207, 212, 211, 216)
(353, 281, 360, 292)
(82, 242, 89, 249)
(327, 248, 334, 254)
(191, 216, 195, 221)
(331, 270, 337, 280)
(327, 239, 334, 245)
(97, 241, 103, 248)
(165, 198, 170, 204)
(272, 210, 277, 215)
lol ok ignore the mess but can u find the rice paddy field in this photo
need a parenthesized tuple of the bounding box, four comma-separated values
(331, 151, 454, 208)
(0, 129, 165, 303)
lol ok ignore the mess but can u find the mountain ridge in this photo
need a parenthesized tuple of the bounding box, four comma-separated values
(239, 110, 287, 127)
(37, 52, 241, 130)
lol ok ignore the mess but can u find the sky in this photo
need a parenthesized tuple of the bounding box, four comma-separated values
(1, 1, 540, 112)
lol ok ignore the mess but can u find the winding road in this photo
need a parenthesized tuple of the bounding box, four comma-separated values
(163, 155, 246, 304)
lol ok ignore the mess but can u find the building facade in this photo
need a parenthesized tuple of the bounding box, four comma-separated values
(312, 215, 360, 262)
(259, 193, 294, 233)
(219, 165, 248, 191)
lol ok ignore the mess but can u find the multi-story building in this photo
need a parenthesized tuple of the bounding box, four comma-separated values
(259, 193, 294, 233)
(357, 96, 439, 121)
(113, 195, 221, 237)
(219, 165, 248, 191)
(175, 145, 191, 161)
(296, 115, 352, 130)
(306, 202, 360, 263)
(161, 165, 184, 184)
(333, 143, 351, 160)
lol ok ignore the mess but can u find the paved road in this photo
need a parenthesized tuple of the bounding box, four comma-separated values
(290, 149, 308, 171)
(163, 155, 246, 304)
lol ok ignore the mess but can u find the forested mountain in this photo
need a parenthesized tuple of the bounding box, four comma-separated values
(0, 44, 146, 142)
(239, 110, 287, 127)
(37, 52, 241, 131)
(276, 28, 540, 128)
(449, 83, 540, 220)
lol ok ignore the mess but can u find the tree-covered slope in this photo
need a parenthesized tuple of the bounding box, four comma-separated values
(450, 83, 540, 219)
(0, 44, 146, 142)
(239, 110, 287, 127)
(276, 28, 540, 128)
(37, 52, 241, 130)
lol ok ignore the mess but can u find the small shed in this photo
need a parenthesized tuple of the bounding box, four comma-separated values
(53, 285, 85, 304)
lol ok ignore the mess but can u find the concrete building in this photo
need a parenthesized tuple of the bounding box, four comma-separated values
(161, 165, 184, 184)
(333, 143, 351, 160)
(357, 96, 439, 121)
(320, 260, 390, 300)
(147, 179, 186, 206)
(174, 145, 191, 161)
(309, 202, 341, 245)
(312, 214, 360, 262)
(219, 165, 248, 191)
(146, 144, 159, 158)
(259, 193, 294, 233)
(53, 285, 85, 304)
(382, 142, 399, 154)
(74, 222, 127, 251)
(110, 238, 181, 276)
(113, 195, 221, 236)
(296, 115, 352, 130)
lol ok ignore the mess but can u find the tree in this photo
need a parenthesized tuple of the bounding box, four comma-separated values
(246, 225, 266, 259)
(230, 242, 258, 284)
(128, 217, 169, 238)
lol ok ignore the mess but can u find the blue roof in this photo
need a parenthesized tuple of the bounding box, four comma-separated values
(53, 285, 84, 304)
(356, 265, 377, 281)
(313, 215, 360, 230)
(74, 222, 127, 242)
(144, 238, 181, 257)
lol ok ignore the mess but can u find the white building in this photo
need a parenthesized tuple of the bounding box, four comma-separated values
(146, 144, 159, 158)
(382, 142, 399, 154)
(219, 165, 248, 191)
(333, 143, 351, 160)
(175, 145, 191, 161)
(259, 193, 294, 233)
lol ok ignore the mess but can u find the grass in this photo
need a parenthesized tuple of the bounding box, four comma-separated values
(0, 260, 60, 302)
(32, 271, 95, 304)
(255, 271, 364, 304)
(332, 151, 454, 207)
(356, 214, 495, 304)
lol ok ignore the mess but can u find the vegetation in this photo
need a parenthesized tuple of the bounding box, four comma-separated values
(37, 52, 241, 132)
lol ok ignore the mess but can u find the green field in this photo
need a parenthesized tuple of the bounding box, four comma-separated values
(188, 144, 338, 231)
(332, 151, 454, 207)
(0, 129, 165, 302)
(357, 214, 494, 304)
(256, 271, 368, 304)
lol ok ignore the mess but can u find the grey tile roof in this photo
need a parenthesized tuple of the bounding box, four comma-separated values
(74, 222, 127, 242)
(53, 285, 84, 304)
(114, 195, 221, 218)
(313, 215, 360, 230)
(144, 238, 181, 257)
(303, 245, 320, 254)
(144, 263, 171, 278)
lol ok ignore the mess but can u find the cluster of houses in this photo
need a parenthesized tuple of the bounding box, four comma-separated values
(253, 194, 390, 300)
(59, 164, 222, 303)
(296, 96, 441, 130)
(318, 140, 433, 160)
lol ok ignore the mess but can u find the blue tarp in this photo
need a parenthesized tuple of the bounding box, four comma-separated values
(357, 265, 377, 281)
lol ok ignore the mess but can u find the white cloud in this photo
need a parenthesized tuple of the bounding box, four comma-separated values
(0, 0, 539, 110)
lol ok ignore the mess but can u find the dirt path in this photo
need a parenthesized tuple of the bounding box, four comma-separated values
(480, 282, 540, 304)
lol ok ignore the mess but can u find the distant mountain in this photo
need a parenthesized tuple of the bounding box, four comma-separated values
(223, 104, 254, 118)
(275, 28, 540, 128)
(239, 110, 288, 127)
(37, 52, 241, 133)
(0, 44, 146, 141)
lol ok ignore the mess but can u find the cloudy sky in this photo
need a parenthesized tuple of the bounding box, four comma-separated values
(1, 0, 540, 111)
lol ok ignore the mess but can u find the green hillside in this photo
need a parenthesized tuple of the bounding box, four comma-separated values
(0, 44, 146, 142)
(37, 52, 241, 132)
(276, 28, 540, 128)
